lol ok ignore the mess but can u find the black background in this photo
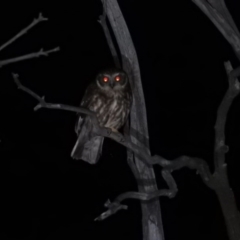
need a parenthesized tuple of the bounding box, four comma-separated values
(0, 0, 239, 239)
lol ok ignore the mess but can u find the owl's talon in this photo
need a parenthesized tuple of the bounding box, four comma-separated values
(104, 127, 112, 136)
(114, 132, 125, 142)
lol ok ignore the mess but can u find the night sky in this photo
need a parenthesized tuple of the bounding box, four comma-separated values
(0, 1, 239, 240)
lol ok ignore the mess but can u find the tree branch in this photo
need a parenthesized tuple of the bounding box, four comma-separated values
(192, 0, 240, 59)
(216, 0, 240, 34)
(13, 73, 95, 117)
(0, 47, 60, 68)
(95, 170, 178, 221)
(0, 13, 48, 52)
(214, 62, 240, 170)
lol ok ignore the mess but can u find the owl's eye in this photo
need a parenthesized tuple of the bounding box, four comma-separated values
(103, 76, 109, 82)
(115, 76, 121, 81)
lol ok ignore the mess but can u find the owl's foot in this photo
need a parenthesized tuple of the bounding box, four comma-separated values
(104, 127, 125, 142)
(110, 127, 118, 133)
(111, 128, 125, 143)
(104, 127, 118, 135)
(104, 127, 113, 136)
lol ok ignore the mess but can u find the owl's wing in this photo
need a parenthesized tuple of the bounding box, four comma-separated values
(72, 84, 105, 163)
(71, 114, 103, 162)
(74, 83, 97, 135)
(71, 117, 104, 164)
(80, 83, 96, 108)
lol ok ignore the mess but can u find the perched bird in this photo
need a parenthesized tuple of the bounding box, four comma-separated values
(71, 68, 132, 164)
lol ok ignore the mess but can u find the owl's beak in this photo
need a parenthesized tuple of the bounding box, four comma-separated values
(110, 81, 114, 88)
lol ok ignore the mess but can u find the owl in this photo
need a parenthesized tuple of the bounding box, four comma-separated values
(71, 68, 132, 164)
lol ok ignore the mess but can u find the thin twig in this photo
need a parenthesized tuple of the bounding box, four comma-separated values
(0, 47, 60, 68)
(0, 13, 48, 52)
(13, 73, 95, 116)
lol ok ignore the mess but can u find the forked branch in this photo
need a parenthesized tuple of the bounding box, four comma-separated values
(0, 13, 47, 52)
(0, 13, 59, 67)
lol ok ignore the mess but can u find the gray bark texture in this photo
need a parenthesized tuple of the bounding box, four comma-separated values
(192, 1, 240, 240)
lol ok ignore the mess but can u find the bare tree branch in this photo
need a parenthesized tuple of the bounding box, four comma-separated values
(0, 13, 59, 67)
(0, 47, 60, 68)
(13, 73, 95, 117)
(94, 170, 177, 221)
(95, 170, 178, 221)
(153, 155, 214, 187)
(211, 62, 240, 240)
(211, 0, 240, 34)
(192, 0, 240, 59)
(0, 13, 47, 52)
(214, 62, 240, 169)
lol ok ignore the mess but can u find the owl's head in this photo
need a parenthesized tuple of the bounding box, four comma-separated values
(96, 68, 129, 91)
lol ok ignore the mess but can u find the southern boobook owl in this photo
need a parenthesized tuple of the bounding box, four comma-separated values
(71, 68, 132, 164)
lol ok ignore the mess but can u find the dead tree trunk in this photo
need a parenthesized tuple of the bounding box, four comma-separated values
(100, 1, 165, 239)
(192, 1, 240, 239)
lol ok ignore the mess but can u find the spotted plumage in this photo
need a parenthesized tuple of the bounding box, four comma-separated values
(71, 68, 132, 164)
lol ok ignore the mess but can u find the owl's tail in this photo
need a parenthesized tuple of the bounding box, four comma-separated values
(71, 136, 104, 164)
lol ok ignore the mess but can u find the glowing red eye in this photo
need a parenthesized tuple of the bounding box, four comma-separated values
(115, 76, 121, 81)
(103, 76, 109, 82)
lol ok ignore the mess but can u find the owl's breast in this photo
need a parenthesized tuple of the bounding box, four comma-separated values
(96, 93, 130, 129)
